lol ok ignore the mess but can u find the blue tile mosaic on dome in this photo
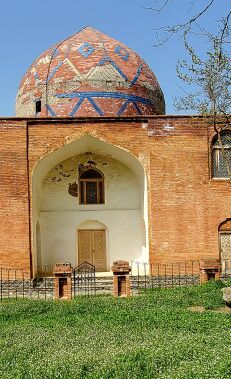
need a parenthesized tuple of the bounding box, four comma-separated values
(32, 56, 42, 83)
(114, 45, 129, 61)
(46, 104, 56, 117)
(45, 48, 143, 87)
(43, 40, 152, 116)
(88, 97, 104, 116)
(98, 58, 143, 87)
(34, 72, 40, 81)
(47, 61, 64, 83)
(46, 47, 71, 83)
(132, 101, 143, 115)
(56, 91, 153, 104)
(131, 65, 143, 86)
(117, 99, 142, 116)
(98, 57, 129, 81)
(51, 47, 60, 59)
(78, 42, 95, 58)
(69, 98, 85, 117)
(56, 91, 153, 116)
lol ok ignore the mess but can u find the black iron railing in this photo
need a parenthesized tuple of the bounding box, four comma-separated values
(131, 261, 201, 294)
(0, 259, 230, 300)
(0, 266, 54, 300)
(73, 261, 96, 297)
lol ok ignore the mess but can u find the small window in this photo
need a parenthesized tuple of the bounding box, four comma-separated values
(35, 100, 41, 114)
(79, 168, 104, 204)
(212, 131, 231, 178)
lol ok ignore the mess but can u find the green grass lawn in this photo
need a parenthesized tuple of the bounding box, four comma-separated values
(0, 280, 231, 379)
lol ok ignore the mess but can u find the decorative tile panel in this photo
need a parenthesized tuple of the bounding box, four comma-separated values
(114, 45, 129, 61)
(77, 42, 95, 58)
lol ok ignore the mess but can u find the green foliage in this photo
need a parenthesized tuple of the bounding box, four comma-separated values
(0, 281, 230, 378)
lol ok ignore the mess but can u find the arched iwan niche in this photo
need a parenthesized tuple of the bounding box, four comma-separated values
(32, 135, 148, 273)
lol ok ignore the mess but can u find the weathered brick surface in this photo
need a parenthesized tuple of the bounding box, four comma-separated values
(0, 120, 30, 270)
(148, 117, 230, 264)
(0, 116, 230, 271)
(16, 27, 165, 118)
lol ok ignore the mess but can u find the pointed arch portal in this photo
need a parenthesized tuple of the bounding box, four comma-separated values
(32, 135, 148, 273)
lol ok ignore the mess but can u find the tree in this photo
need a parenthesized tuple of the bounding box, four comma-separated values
(175, 15, 231, 129)
(147, 0, 230, 47)
(147, 1, 231, 177)
(147, 1, 230, 123)
(175, 17, 231, 176)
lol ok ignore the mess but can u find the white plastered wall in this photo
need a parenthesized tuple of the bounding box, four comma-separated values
(32, 135, 148, 272)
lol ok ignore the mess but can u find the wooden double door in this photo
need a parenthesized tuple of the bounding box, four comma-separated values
(220, 232, 231, 273)
(78, 229, 106, 271)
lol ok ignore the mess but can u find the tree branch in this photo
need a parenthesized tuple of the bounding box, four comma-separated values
(148, 0, 218, 46)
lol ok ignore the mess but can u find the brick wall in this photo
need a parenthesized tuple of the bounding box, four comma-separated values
(0, 120, 31, 270)
(148, 116, 230, 263)
(0, 116, 230, 271)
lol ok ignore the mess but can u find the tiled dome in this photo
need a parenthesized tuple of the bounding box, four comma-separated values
(16, 26, 165, 117)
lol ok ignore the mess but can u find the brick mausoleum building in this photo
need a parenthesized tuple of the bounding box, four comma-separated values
(0, 26, 230, 276)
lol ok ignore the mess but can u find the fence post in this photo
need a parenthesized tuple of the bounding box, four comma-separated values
(137, 262, 140, 293)
(200, 259, 221, 283)
(143, 263, 147, 292)
(7, 269, 10, 298)
(111, 261, 131, 297)
(22, 271, 25, 299)
(185, 262, 188, 286)
(15, 270, 17, 300)
(53, 263, 73, 300)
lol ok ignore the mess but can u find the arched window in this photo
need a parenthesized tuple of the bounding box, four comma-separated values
(212, 131, 231, 178)
(79, 168, 104, 204)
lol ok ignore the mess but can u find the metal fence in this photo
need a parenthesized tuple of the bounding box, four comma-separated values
(73, 262, 96, 296)
(0, 267, 54, 300)
(0, 259, 230, 300)
(131, 260, 201, 294)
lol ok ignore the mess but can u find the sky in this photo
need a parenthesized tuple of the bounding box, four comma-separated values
(0, 0, 230, 116)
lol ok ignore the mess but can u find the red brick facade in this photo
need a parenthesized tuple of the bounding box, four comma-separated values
(0, 120, 31, 270)
(0, 116, 230, 273)
(1, 27, 230, 274)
